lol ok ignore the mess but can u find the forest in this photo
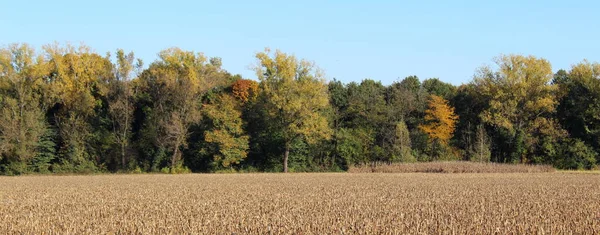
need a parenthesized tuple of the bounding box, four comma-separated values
(0, 43, 598, 174)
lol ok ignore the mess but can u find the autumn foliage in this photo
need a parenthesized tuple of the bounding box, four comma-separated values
(419, 95, 458, 145)
(231, 79, 259, 103)
(202, 94, 249, 168)
(0, 43, 599, 173)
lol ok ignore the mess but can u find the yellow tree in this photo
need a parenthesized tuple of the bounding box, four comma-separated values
(255, 48, 332, 172)
(139, 48, 227, 170)
(44, 43, 113, 116)
(43, 43, 113, 165)
(475, 55, 557, 134)
(0, 44, 47, 165)
(474, 54, 566, 163)
(419, 95, 458, 145)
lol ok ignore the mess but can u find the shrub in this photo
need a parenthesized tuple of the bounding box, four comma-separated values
(348, 161, 555, 173)
(163, 164, 192, 174)
(555, 139, 597, 170)
(2, 162, 30, 175)
(215, 168, 238, 174)
(131, 166, 144, 174)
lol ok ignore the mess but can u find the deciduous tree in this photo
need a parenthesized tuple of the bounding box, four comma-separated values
(419, 95, 458, 145)
(254, 48, 332, 172)
(474, 54, 566, 163)
(470, 124, 491, 162)
(231, 79, 259, 103)
(392, 121, 414, 162)
(202, 94, 249, 168)
(43, 43, 113, 167)
(0, 44, 48, 168)
(138, 48, 228, 170)
(555, 61, 600, 157)
(107, 49, 141, 169)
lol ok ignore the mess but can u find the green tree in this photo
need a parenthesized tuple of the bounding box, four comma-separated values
(346, 80, 387, 129)
(328, 79, 348, 130)
(0, 44, 48, 172)
(399, 75, 421, 93)
(422, 78, 456, 100)
(386, 76, 429, 159)
(451, 84, 488, 160)
(555, 138, 597, 170)
(328, 79, 349, 167)
(254, 48, 332, 172)
(391, 121, 415, 162)
(336, 128, 374, 165)
(555, 61, 600, 165)
(201, 94, 249, 169)
(346, 79, 404, 162)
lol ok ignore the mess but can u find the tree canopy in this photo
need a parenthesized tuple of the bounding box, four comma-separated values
(253, 49, 332, 172)
(0, 43, 598, 174)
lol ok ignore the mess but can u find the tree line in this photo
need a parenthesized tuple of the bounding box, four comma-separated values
(0, 43, 598, 174)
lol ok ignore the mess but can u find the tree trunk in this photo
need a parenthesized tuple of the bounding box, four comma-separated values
(283, 144, 289, 173)
(121, 143, 126, 169)
(171, 145, 179, 171)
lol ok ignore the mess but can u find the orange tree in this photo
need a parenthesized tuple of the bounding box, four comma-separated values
(419, 95, 459, 159)
(232, 79, 259, 103)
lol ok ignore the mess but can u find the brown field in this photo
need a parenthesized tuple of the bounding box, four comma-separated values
(349, 161, 556, 173)
(1, 173, 599, 234)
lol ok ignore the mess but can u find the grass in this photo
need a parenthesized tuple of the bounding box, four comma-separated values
(1, 173, 599, 233)
(558, 170, 600, 174)
(348, 161, 555, 173)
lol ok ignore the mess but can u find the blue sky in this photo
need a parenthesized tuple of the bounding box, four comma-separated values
(1, 0, 599, 85)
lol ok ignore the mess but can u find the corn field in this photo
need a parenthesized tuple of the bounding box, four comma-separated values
(1, 173, 599, 234)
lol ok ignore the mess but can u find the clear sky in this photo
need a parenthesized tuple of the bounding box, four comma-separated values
(1, 0, 599, 85)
